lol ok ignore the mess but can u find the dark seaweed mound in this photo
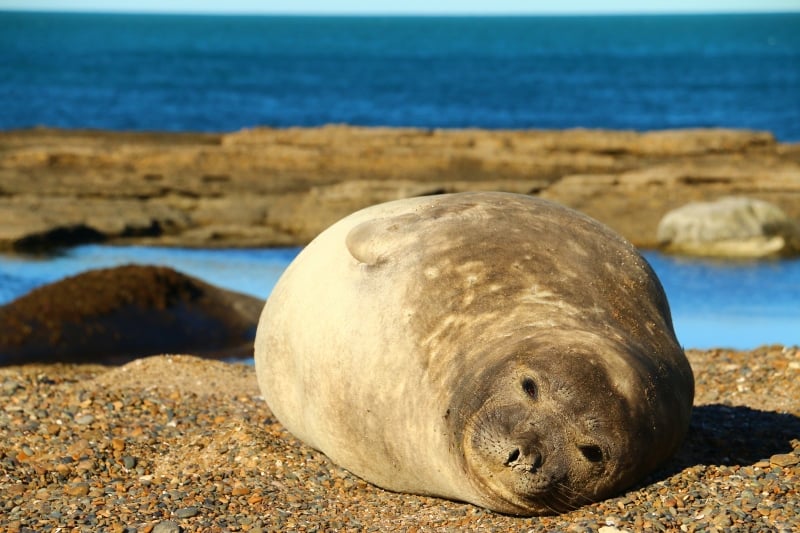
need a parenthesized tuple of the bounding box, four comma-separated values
(0, 265, 262, 365)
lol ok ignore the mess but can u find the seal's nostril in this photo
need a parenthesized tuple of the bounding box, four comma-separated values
(531, 452, 543, 469)
(521, 377, 538, 400)
(506, 448, 520, 465)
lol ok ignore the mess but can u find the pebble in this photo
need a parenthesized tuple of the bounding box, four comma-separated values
(1, 380, 21, 395)
(770, 453, 799, 467)
(173, 507, 200, 518)
(65, 482, 90, 497)
(74, 414, 95, 425)
(1, 348, 799, 531)
(152, 520, 181, 533)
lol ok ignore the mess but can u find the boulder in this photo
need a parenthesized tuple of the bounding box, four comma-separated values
(0, 265, 263, 365)
(656, 197, 800, 258)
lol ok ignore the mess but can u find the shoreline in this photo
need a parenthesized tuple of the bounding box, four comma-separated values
(2, 125, 798, 529)
(2, 346, 798, 531)
(2, 125, 799, 253)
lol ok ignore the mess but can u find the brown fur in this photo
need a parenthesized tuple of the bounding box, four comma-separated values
(255, 192, 694, 515)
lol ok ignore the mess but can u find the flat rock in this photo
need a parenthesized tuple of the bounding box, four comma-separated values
(0, 265, 263, 365)
(1, 126, 798, 251)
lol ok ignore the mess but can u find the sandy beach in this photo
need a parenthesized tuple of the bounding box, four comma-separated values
(2, 345, 798, 532)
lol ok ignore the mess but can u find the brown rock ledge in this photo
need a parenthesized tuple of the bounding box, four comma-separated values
(1, 126, 798, 251)
(1, 347, 798, 531)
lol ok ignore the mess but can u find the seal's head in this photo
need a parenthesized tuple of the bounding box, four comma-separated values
(452, 333, 690, 516)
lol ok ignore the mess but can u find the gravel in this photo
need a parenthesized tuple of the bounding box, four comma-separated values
(1, 347, 798, 532)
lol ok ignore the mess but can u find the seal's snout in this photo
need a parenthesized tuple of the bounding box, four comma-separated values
(505, 446, 543, 472)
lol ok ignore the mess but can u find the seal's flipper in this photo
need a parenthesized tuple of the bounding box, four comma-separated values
(345, 213, 423, 266)
(344, 197, 487, 266)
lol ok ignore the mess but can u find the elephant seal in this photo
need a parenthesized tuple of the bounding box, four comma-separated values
(254, 192, 694, 515)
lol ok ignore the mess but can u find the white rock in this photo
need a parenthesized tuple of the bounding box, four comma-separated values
(657, 197, 800, 258)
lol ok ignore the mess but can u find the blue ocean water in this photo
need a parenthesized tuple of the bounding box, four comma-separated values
(0, 246, 798, 350)
(0, 12, 799, 138)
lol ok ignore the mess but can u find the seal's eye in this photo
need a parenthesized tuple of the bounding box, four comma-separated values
(521, 377, 538, 400)
(579, 444, 604, 463)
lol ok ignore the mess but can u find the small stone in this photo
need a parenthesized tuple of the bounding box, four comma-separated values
(152, 521, 181, 533)
(1, 381, 21, 396)
(65, 482, 90, 497)
(770, 453, 800, 467)
(122, 456, 137, 469)
(75, 414, 95, 425)
(174, 507, 199, 518)
(6, 484, 26, 496)
(712, 512, 733, 527)
(567, 525, 592, 533)
(231, 485, 250, 496)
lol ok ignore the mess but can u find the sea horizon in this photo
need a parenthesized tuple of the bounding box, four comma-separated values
(2, 11, 798, 139)
(3, 9, 800, 15)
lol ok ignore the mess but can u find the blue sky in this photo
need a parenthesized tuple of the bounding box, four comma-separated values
(2, 0, 799, 14)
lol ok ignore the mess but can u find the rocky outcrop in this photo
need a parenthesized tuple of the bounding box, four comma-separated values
(656, 197, 800, 258)
(1, 126, 798, 251)
(0, 265, 263, 365)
